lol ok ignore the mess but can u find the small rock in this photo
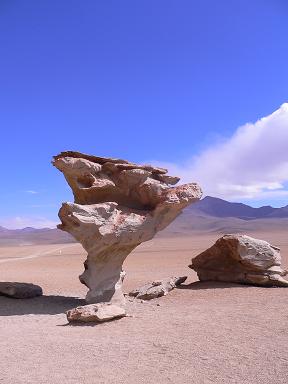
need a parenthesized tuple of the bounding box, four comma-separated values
(66, 303, 126, 323)
(0, 282, 43, 299)
(129, 276, 187, 300)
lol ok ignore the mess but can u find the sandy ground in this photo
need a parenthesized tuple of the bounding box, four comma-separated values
(0, 231, 287, 384)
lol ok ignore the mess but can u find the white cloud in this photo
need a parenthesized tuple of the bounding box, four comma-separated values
(0, 216, 58, 229)
(25, 190, 38, 194)
(153, 103, 288, 203)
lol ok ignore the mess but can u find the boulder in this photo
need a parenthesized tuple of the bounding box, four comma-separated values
(190, 234, 288, 287)
(0, 282, 43, 298)
(53, 151, 202, 305)
(129, 276, 187, 300)
(66, 303, 126, 323)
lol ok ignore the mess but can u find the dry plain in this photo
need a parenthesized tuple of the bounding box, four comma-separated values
(0, 230, 287, 384)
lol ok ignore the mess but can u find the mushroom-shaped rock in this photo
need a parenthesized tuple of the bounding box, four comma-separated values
(53, 151, 202, 305)
(129, 276, 187, 300)
(190, 234, 288, 287)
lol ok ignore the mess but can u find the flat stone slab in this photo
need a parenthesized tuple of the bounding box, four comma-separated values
(66, 303, 126, 323)
(0, 282, 43, 299)
(129, 276, 187, 300)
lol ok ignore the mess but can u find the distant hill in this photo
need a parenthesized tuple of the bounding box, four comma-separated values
(159, 196, 288, 236)
(0, 227, 73, 246)
(0, 196, 287, 244)
(186, 196, 288, 220)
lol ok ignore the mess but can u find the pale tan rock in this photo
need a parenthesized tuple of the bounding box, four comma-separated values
(190, 234, 288, 287)
(129, 276, 187, 300)
(53, 151, 202, 305)
(66, 303, 126, 323)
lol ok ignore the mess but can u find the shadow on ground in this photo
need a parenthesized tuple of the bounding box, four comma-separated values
(0, 295, 86, 316)
(177, 281, 251, 290)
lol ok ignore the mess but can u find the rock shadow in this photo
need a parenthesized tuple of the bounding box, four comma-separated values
(177, 281, 251, 290)
(0, 295, 85, 316)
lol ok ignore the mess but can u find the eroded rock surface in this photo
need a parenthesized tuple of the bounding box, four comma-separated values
(190, 234, 288, 287)
(53, 151, 202, 305)
(129, 276, 187, 300)
(0, 282, 43, 298)
(66, 303, 126, 323)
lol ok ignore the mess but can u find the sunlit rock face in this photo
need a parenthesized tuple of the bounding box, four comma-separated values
(66, 303, 126, 323)
(190, 234, 288, 287)
(53, 151, 202, 305)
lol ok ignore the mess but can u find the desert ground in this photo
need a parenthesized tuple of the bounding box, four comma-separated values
(0, 230, 287, 384)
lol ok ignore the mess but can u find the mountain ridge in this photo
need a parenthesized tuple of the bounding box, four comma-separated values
(186, 196, 288, 220)
(0, 196, 287, 244)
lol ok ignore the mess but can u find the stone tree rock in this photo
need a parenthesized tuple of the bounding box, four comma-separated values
(53, 151, 202, 305)
(190, 234, 288, 287)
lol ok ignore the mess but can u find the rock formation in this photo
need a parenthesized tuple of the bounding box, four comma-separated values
(53, 151, 202, 305)
(190, 234, 288, 287)
(129, 276, 187, 300)
(66, 303, 126, 323)
(0, 282, 43, 298)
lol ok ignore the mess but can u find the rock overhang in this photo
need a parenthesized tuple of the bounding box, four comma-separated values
(53, 151, 202, 305)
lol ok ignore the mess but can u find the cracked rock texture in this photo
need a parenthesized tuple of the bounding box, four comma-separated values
(190, 234, 288, 287)
(53, 151, 202, 305)
(66, 303, 126, 323)
(129, 276, 187, 300)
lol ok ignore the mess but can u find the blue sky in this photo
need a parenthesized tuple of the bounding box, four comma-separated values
(0, 0, 287, 228)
